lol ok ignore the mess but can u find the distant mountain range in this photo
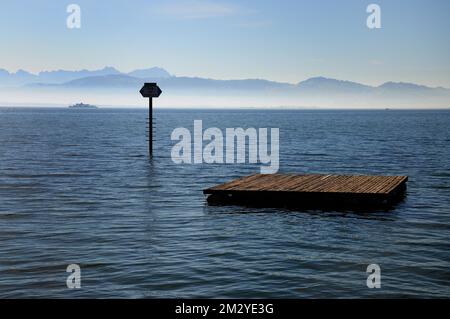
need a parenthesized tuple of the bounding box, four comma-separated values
(1, 66, 449, 108)
(0, 66, 171, 86)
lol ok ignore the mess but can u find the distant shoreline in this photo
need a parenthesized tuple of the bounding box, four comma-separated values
(1, 105, 449, 111)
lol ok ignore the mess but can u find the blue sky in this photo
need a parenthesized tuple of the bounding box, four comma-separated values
(0, 0, 449, 86)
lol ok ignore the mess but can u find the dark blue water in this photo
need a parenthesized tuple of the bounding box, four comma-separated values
(0, 108, 449, 298)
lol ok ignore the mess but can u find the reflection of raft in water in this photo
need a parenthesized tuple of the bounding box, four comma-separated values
(204, 173, 408, 210)
(68, 103, 98, 109)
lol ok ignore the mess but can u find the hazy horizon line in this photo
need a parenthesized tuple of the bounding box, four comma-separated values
(1, 104, 449, 111)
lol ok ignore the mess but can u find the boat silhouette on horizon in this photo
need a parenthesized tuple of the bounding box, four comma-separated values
(68, 102, 98, 109)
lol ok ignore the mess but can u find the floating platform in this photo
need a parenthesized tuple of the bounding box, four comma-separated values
(204, 174, 408, 209)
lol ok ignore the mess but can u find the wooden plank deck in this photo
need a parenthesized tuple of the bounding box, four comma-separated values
(204, 174, 408, 209)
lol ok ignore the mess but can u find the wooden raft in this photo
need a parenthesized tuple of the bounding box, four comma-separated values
(204, 174, 408, 209)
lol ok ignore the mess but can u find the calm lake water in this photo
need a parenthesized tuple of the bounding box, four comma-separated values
(0, 107, 449, 298)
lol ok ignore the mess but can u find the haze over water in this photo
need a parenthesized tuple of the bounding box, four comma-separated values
(0, 107, 449, 298)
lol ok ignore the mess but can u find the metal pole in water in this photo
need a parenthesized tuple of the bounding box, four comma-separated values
(139, 83, 162, 158)
(149, 97, 153, 157)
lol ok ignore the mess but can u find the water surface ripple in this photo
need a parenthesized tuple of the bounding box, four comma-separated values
(0, 108, 449, 298)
